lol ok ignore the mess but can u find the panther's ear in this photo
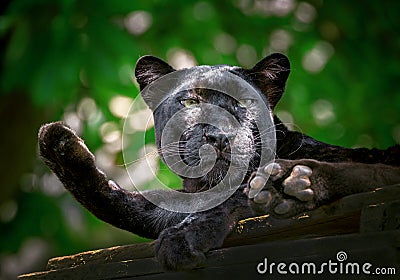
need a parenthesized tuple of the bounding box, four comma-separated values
(246, 53, 290, 110)
(135, 55, 175, 90)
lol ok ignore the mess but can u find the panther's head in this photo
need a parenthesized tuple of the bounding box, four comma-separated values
(135, 54, 290, 191)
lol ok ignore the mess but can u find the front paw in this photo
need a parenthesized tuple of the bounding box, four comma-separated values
(156, 226, 206, 271)
(38, 122, 95, 172)
(246, 159, 326, 217)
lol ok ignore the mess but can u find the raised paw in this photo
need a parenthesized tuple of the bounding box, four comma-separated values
(38, 122, 95, 174)
(247, 160, 323, 217)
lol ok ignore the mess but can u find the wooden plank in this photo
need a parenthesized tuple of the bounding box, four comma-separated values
(46, 242, 155, 271)
(360, 199, 400, 232)
(45, 209, 361, 272)
(224, 211, 361, 247)
(19, 230, 400, 280)
(18, 185, 400, 279)
(225, 184, 400, 246)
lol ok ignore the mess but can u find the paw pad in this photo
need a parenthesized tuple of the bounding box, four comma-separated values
(253, 190, 272, 204)
(282, 165, 313, 202)
(248, 161, 316, 216)
(263, 162, 282, 177)
(274, 200, 291, 215)
(248, 176, 266, 198)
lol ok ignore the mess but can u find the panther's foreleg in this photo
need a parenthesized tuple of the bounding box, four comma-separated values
(38, 122, 186, 239)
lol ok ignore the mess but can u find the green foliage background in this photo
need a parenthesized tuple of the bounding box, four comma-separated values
(0, 0, 399, 278)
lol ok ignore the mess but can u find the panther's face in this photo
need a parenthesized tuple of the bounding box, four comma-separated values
(155, 86, 262, 189)
(135, 54, 290, 191)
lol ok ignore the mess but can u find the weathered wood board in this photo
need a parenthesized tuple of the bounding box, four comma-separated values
(19, 185, 400, 280)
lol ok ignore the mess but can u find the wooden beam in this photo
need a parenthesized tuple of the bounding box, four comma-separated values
(18, 185, 400, 279)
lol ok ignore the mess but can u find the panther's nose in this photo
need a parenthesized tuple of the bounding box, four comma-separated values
(204, 132, 234, 152)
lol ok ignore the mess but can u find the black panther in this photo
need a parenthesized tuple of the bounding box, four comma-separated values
(38, 53, 400, 270)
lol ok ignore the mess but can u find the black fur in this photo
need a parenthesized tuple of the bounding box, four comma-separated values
(38, 53, 400, 270)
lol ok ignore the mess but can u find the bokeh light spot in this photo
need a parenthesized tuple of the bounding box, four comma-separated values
(77, 97, 98, 121)
(214, 33, 237, 54)
(302, 41, 334, 73)
(167, 48, 197, 69)
(193, 2, 215, 21)
(236, 44, 257, 68)
(269, 29, 293, 52)
(40, 173, 65, 197)
(124, 11, 152, 35)
(128, 108, 154, 132)
(0, 200, 18, 223)
(109, 95, 134, 118)
(276, 110, 295, 130)
(100, 122, 121, 143)
(63, 112, 82, 135)
(295, 2, 317, 23)
(392, 125, 400, 144)
(125, 144, 159, 190)
(312, 99, 336, 126)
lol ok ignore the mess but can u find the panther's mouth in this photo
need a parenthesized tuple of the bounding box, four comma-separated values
(216, 151, 231, 162)
(214, 156, 230, 166)
(198, 151, 231, 167)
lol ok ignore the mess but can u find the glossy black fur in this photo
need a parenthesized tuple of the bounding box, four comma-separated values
(38, 53, 400, 270)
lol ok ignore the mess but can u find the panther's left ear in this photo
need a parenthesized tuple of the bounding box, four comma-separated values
(246, 53, 290, 110)
(135, 55, 176, 91)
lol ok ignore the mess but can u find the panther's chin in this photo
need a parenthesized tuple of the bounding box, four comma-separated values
(201, 158, 249, 188)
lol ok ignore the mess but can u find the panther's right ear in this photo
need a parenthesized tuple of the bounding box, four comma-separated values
(135, 56, 175, 91)
(246, 53, 290, 110)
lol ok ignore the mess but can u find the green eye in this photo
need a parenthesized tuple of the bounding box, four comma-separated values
(238, 99, 254, 108)
(182, 98, 200, 107)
